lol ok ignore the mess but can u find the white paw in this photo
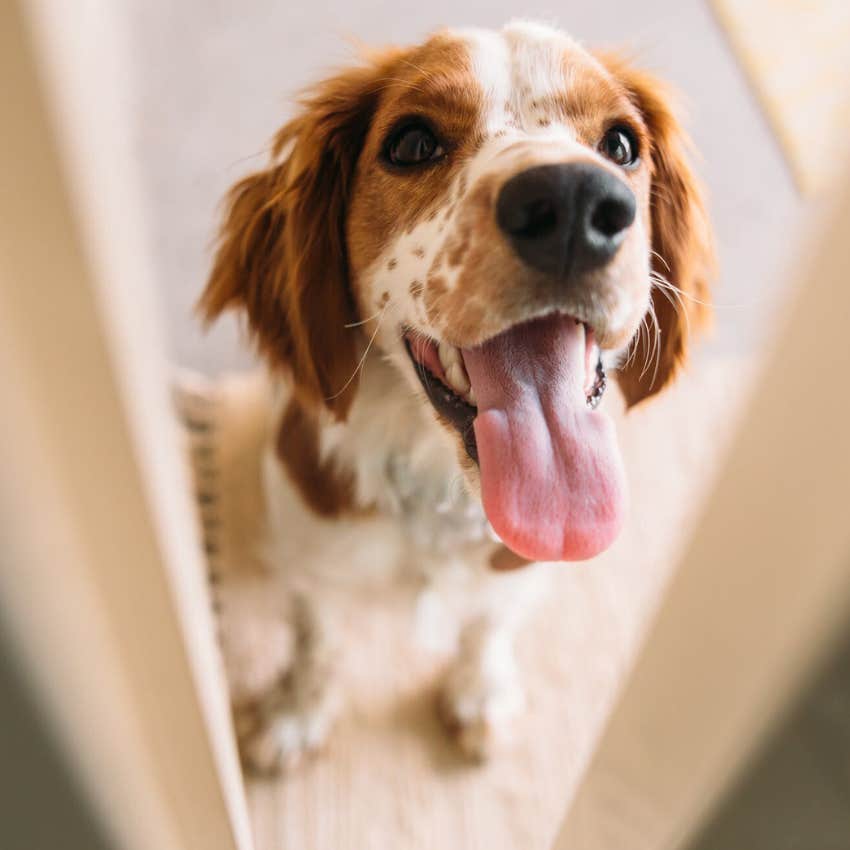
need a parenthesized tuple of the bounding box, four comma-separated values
(241, 704, 334, 775)
(438, 664, 525, 762)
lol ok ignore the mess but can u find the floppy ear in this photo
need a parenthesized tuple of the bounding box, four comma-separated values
(597, 54, 715, 406)
(199, 53, 401, 420)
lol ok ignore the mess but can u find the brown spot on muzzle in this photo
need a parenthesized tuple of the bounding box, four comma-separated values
(424, 274, 448, 324)
(446, 226, 471, 268)
(346, 33, 484, 287)
(422, 174, 524, 344)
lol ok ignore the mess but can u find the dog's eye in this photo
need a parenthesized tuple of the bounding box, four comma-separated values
(386, 124, 444, 166)
(599, 126, 639, 168)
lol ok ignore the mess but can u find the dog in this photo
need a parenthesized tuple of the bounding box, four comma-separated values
(199, 20, 714, 773)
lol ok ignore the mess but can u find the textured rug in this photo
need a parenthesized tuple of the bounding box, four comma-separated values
(178, 353, 756, 850)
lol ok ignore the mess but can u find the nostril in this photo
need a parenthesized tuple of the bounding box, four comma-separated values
(503, 197, 558, 239)
(497, 163, 635, 276)
(590, 197, 635, 238)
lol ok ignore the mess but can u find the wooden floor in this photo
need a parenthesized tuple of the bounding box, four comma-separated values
(192, 352, 756, 850)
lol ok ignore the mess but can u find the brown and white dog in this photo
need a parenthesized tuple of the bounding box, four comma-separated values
(200, 20, 713, 772)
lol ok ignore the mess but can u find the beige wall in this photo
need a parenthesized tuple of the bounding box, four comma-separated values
(120, 0, 800, 374)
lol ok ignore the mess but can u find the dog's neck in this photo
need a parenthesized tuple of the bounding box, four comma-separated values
(273, 349, 493, 555)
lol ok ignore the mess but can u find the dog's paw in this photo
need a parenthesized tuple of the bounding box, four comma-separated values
(437, 664, 525, 762)
(240, 705, 334, 776)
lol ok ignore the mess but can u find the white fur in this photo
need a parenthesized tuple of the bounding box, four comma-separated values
(232, 354, 549, 770)
(464, 21, 580, 135)
(230, 21, 652, 771)
(362, 21, 645, 361)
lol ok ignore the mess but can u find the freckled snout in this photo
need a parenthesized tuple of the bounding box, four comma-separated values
(496, 163, 636, 278)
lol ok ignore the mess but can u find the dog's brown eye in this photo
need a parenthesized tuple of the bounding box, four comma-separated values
(386, 124, 444, 167)
(599, 126, 639, 168)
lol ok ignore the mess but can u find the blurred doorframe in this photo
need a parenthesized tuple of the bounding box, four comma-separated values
(552, 172, 850, 849)
(6, 0, 850, 848)
(1, 3, 252, 849)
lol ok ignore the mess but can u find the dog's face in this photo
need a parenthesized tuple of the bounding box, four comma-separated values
(201, 22, 714, 563)
(348, 27, 651, 351)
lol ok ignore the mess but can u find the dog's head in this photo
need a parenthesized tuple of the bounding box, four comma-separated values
(201, 22, 714, 562)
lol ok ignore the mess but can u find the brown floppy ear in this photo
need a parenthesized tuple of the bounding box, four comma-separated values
(597, 54, 715, 406)
(199, 52, 402, 420)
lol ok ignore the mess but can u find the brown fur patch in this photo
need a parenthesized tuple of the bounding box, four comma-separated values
(489, 546, 533, 571)
(199, 48, 412, 421)
(429, 246, 446, 274)
(596, 53, 714, 405)
(346, 33, 483, 300)
(447, 236, 470, 268)
(445, 214, 473, 268)
(276, 399, 369, 518)
(424, 275, 448, 324)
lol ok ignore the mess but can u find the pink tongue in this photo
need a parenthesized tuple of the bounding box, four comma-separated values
(463, 315, 626, 562)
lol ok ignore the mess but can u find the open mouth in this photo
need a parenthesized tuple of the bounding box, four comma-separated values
(403, 314, 624, 563)
(404, 318, 606, 462)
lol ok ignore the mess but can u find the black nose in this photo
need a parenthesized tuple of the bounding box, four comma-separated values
(496, 163, 636, 277)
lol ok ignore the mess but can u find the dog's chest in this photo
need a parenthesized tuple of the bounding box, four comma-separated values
(264, 363, 495, 584)
(381, 449, 493, 557)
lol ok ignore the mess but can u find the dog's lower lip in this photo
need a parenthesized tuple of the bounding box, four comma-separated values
(403, 336, 479, 463)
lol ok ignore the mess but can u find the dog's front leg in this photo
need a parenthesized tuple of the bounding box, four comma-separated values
(240, 591, 340, 774)
(438, 612, 527, 762)
(436, 562, 547, 762)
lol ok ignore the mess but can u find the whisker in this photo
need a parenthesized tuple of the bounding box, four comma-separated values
(650, 272, 712, 309)
(345, 308, 385, 328)
(638, 311, 652, 382)
(649, 249, 671, 273)
(326, 299, 391, 401)
(640, 298, 662, 387)
(363, 77, 429, 96)
(650, 269, 762, 312)
(624, 313, 648, 370)
(652, 275, 691, 339)
(625, 320, 640, 370)
(397, 58, 437, 80)
(649, 304, 662, 390)
(407, 327, 435, 388)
